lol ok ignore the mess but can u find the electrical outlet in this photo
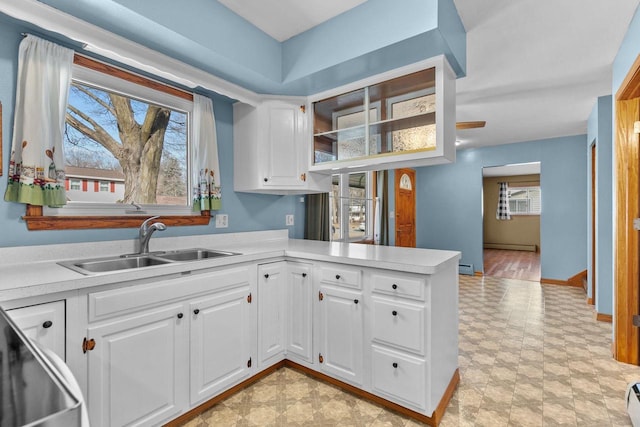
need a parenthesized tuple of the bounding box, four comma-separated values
(215, 214, 228, 228)
(286, 214, 294, 226)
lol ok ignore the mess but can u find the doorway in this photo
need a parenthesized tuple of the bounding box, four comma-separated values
(482, 163, 541, 281)
(590, 142, 596, 304)
(394, 168, 416, 247)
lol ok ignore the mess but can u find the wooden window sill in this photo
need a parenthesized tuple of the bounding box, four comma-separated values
(23, 205, 210, 230)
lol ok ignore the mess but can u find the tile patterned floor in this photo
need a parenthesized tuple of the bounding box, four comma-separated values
(180, 275, 640, 426)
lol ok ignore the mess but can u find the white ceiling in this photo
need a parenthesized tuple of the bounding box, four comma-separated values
(483, 162, 540, 177)
(218, 0, 640, 149)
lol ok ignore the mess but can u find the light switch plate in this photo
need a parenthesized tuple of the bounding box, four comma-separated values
(286, 214, 294, 226)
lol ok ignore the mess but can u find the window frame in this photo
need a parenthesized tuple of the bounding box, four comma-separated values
(23, 54, 210, 230)
(507, 185, 541, 216)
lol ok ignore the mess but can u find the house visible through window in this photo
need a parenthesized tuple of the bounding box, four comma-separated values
(44, 58, 193, 216)
(508, 186, 541, 215)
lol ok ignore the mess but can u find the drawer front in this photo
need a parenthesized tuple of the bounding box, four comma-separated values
(371, 346, 426, 411)
(89, 266, 252, 322)
(319, 265, 361, 289)
(372, 297, 425, 355)
(7, 301, 66, 360)
(371, 272, 425, 301)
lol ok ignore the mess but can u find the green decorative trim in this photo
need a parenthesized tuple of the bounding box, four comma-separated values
(4, 180, 66, 207)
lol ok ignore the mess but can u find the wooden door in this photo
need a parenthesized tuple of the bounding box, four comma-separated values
(590, 143, 596, 304)
(614, 53, 640, 364)
(395, 168, 416, 247)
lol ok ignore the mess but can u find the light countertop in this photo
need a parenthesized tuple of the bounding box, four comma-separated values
(0, 230, 460, 302)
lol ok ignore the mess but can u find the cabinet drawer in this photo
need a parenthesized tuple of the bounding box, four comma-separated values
(371, 346, 426, 410)
(372, 297, 425, 355)
(89, 266, 251, 322)
(371, 272, 425, 301)
(7, 300, 66, 360)
(319, 265, 361, 289)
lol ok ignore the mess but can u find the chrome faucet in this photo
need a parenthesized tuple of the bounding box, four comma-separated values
(138, 216, 166, 254)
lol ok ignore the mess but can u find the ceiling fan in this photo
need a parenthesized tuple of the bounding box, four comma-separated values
(456, 121, 486, 130)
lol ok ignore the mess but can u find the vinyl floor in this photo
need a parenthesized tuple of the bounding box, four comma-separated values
(179, 275, 640, 426)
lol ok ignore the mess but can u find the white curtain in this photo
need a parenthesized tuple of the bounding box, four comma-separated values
(4, 35, 73, 207)
(496, 182, 511, 220)
(192, 93, 222, 211)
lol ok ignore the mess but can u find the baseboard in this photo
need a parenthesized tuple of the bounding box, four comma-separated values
(474, 271, 483, 277)
(484, 243, 537, 252)
(587, 296, 594, 305)
(596, 312, 613, 323)
(540, 270, 587, 288)
(285, 360, 459, 426)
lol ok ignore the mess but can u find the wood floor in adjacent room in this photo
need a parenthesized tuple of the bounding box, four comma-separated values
(483, 249, 541, 282)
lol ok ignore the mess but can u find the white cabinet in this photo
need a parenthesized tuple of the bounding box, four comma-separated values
(233, 98, 330, 194)
(83, 266, 255, 427)
(286, 262, 313, 362)
(7, 300, 65, 360)
(309, 55, 456, 174)
(257, 262, 287, 367)
(86, 304, 189, 427)
(190, 286, 253, 405)
(317, 266, 364, 386)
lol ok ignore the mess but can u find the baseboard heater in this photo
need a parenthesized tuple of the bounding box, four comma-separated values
(459, 263, 474, 275)
(484, 243, 537, 252)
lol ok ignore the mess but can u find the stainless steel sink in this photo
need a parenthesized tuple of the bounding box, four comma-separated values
(58, 248, 241, 275)
(59, 255, 171, 274)
(156, 248, 239, 262)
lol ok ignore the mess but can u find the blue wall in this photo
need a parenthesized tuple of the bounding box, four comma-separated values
(587, 96, 613, 316)
(416, 135, 588, 281)
(0, 18, 304, 248)
(36, 0, 466, 95)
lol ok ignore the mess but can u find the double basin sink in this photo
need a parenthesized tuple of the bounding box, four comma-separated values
(59, 248, 240, 275)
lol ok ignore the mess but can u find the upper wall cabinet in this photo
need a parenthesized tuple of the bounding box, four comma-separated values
(234, 98, 331, 194)
(308, 56, 456, 173)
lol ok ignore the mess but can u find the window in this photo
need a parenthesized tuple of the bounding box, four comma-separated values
(69, 179, 81, 191)
(43, 56, 194, 217)
(330, 172, 373, 242)
(508, 186, 541, 215)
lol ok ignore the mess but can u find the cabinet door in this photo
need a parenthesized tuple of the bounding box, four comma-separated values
(318, 286, 363, 386)
(86, 304, 189, 427)
(264, 101, 305, 187)
(257, 262, 286, 367)
(287, 262, 312, 362)
(7, 300, 65, 360)
(190, 286, 253, 405)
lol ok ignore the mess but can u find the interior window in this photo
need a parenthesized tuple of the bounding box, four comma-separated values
(44, 59, 193, 216)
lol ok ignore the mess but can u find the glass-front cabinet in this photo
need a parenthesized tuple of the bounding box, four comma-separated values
(309, 56, 455, 173)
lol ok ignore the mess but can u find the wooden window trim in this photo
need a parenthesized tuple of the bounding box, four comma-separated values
(22, 55, 210, 231)
(24, 205, 210, 230)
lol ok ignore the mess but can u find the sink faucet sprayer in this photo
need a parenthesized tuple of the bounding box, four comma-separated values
(138, 216, 166, 254)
